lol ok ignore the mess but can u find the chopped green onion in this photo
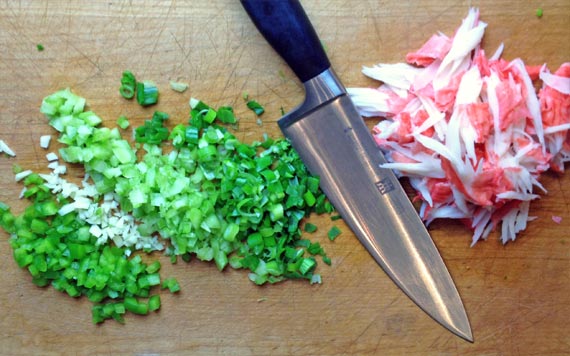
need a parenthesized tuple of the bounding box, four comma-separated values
(307, 242, 324, 255)
(303, 190, 316, 207)
(117, 115, 130, 129)
(536, 8, 543, 18)
(36, 44, 44, 52)
(136, 81, 159, 106)
(135, 111, 169, 144)
(119, 71, 137, 100)
(217, 106, 237, 124)
(246, 100, 264, 116)
(328, 226, 341, 241)
(304, 223, 317, 233)
(299, 257, 316, 275)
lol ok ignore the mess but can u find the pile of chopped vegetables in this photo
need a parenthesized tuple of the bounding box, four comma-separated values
(348, 8, 569, 245)
(0, 85, 336, 324)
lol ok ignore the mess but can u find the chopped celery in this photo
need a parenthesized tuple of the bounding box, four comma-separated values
(117, 115, 130, 129)
(124, 296, 149, 315)
(148, 295, 161, 311)
(145, 260, 161, 274)
(161, 277, 180, 293)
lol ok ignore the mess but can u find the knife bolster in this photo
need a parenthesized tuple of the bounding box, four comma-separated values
(278, 68, 346, 130)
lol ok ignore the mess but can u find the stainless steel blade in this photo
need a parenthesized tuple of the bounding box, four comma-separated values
(280, 68, 473, 342)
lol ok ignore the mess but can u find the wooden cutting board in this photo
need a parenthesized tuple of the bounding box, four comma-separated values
(1, 1, 568, 355)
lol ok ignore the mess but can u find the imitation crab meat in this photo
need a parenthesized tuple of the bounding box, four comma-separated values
(348, 8, 569, 245)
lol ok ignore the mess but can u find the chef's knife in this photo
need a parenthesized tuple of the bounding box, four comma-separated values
(240, 0, 473, 342)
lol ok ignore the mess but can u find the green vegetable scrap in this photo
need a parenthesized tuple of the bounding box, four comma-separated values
(188, 98, 236, 129)
(536, 8, 543, 18)
(328, 226, 341, 241)
(246, 100, 265, 116)
(120, 71, 159, 106)
(304, 223, 317, 233)
(169, 81, 189, 93)
(135, 111, 170, 144)
(119, 71, 137, 100)
(136, 81, 159, 107)
(36, 44, 44, 52)
(161, 278, 180, 293)
(148, 294, 161, 311)
(216, 106, 237, 124)
(117, 115, 130, 129)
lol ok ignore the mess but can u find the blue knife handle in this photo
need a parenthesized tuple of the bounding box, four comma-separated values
(240, 0, 331, 83)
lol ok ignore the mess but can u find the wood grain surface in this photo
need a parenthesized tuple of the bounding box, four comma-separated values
(1, 1, 569, 355)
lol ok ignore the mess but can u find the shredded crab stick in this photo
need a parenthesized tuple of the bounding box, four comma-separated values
(348, 8, 569, 245)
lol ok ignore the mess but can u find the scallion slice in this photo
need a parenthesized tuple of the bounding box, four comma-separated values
(328, 226, 341, 241)
(246, 100, 264, 116)
(136, 81, 159, 106)
(119, 71, 137, 100)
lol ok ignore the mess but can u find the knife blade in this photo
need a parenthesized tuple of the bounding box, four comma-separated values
(240, 0, 472, 342)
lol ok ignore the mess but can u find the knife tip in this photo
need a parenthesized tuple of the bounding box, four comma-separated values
(456, 327, 474, 343)
(432, 304, 473, 343)
(445, 312, 473, 343)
